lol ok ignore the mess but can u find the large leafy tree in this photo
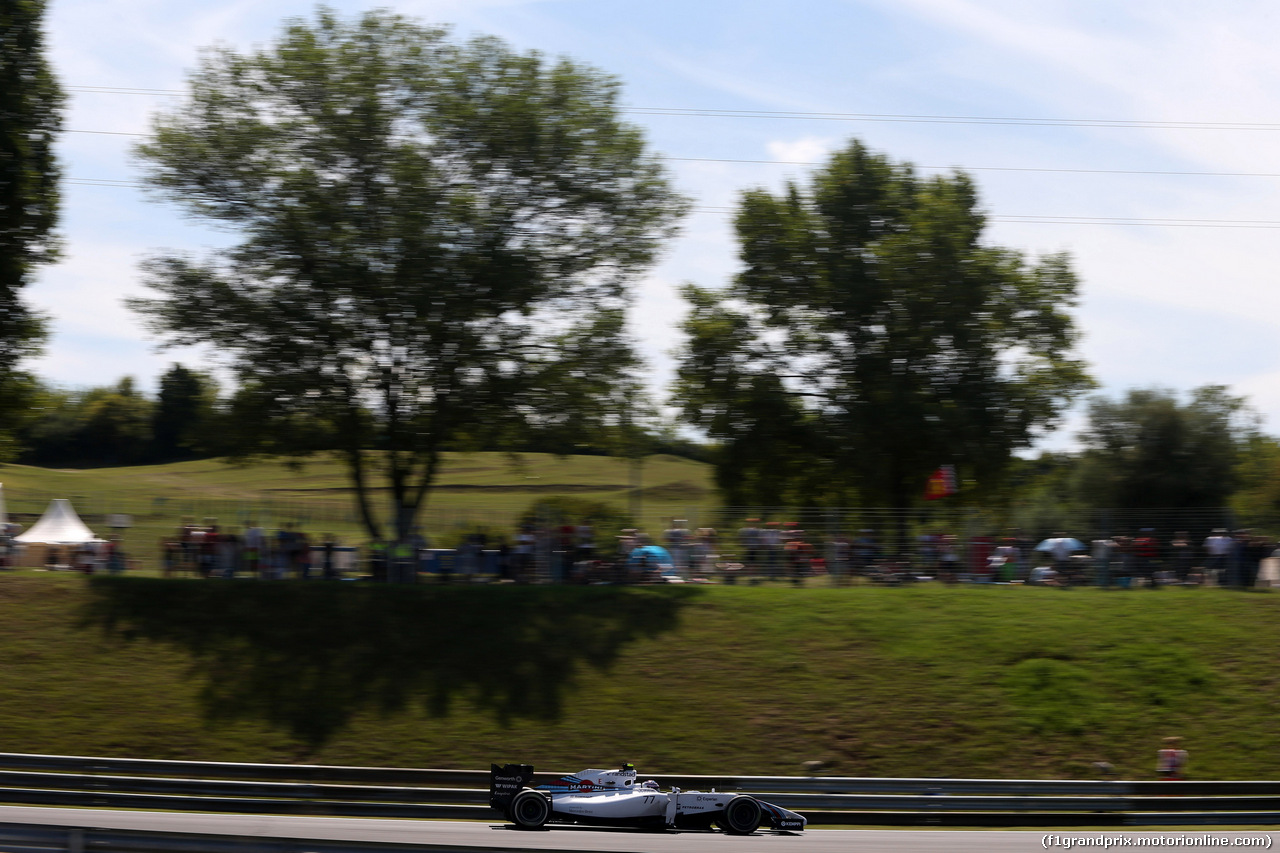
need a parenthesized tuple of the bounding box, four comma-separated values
(152, 363, 217, 461)
(675, 140, 1092, 509)
(0, 0, 61, 458)
(1075, 385, 1256, 509)
(17, 378, 153, 467)
(130, 9, 686, 541)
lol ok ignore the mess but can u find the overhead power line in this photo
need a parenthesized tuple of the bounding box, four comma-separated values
(63, 180, 1280, 229)
(68, 128, 143, 137)
(627, 106, 1280, 131)
(63, 130, 1280, 180)
(65, 85, 1280, 131)
(688, 205, 1280, 228)
(67, 85, 182, 96)
(668, 156, 1280, 179)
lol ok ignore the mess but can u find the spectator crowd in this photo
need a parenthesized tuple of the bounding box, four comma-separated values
(120, 517, 1280, 588)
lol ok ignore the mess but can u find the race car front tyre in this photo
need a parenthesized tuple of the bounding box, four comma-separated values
(718, 795, 763, 835)
(510, 790, 551, 829)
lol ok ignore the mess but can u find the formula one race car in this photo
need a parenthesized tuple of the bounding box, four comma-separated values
(489, 763, 806, 834)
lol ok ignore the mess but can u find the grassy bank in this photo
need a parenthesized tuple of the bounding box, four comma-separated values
(2, 574, 1278, 779)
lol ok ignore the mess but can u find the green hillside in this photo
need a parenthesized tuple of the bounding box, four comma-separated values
(3, 574, 1278, 780)
(0, 452, 716, 568)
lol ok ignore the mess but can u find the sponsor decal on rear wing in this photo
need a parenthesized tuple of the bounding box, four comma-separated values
(489, 763, 534, 811)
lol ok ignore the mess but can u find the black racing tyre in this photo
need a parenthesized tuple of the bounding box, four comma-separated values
(718, 795, 763, 835)
(510, 789, 551, 829)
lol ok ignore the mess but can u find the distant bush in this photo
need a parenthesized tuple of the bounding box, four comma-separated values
(519, 496, 634, 535)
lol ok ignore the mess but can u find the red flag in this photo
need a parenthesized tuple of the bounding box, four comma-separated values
(924, 465, 957, 501)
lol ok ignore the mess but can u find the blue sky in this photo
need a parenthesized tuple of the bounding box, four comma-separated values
(35, 0, 1280, 448)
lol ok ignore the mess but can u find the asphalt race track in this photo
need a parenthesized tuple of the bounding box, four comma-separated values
(0, 807, 1277, 852)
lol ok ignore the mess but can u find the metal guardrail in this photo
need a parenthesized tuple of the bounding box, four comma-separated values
(0, 752, 1276, 827)
(0, 823, 515, 853)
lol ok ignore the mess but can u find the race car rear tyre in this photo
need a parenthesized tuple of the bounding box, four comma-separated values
(510, 790, 551, 829)
(718, 795, 763, 835)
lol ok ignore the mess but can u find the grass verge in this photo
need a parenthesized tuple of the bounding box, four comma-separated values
(0, 575, 1277, 780)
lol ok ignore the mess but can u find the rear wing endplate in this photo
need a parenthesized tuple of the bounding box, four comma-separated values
(489, 763, 535, 812)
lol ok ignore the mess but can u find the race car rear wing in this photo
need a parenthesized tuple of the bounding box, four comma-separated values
(489, 763, 535, 812)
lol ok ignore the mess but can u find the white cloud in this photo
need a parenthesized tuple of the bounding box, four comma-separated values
(766, 136, 836, 164)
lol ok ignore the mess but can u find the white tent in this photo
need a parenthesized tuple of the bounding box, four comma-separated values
(15, 499, 100, 545)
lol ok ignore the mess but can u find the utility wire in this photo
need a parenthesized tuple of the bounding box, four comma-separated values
(668, 156, 1280, 179)
(64, 130, 1280, 180)
(64, 180, 1280, 228)
(627, 106, 1280, 131)
(67, 85, 182, 96)
(689, 204, 1280, 227)
(64, 85, 1280, 131)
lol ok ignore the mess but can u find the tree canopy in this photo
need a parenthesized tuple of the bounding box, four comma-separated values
(674, 139, 1092, 508)
(129, 9, 687, 541)
(0, 0, 61, 458)
(1074, 385, 1257, 509)
(152, 363, 217, 461)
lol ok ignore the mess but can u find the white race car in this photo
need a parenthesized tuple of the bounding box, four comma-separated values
(490, 763, 806, 834)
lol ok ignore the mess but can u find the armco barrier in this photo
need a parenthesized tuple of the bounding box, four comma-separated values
(0, 752, 1276, 827)
(0, 823, 494, 853)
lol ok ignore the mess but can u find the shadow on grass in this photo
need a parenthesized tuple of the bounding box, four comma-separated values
(82, 577, 698, 749)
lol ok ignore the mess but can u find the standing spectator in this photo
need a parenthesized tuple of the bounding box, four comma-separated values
(1111, 536, 1133, 587)
(244, 521, 265, 579)
(693, 527, 717, 576)
(514, 525, 535, 583)
(916, 531, 939, 577)
(938, 534, 960, 583)
(1133, 529, 1159, 587)
(554, 521, 573, 582)
(1203, 528, 1232, 585)
(1244, 533, 1269, 590)
(663, 519, 689, 577)
(854, 529, 878, 577)
(1226, 529, 1251, 589)
(408, 526, 429, 577)
(295, 529, 312, 580)
(994, 537, 1019, 582)
(179, 518, 198, 572)
(1169, 531, 1193, 584)
(106, 537, 125, 574)
(830, 532, 852, 586)
(218, 526, 241, 579)
(321, 533, 338, 580)
(0, 522, 16, 569)
(1091, 536, 1115, 587)
(465, 531, 487, 582)
(276, 524, 294, 579)
(738, 519, 761, 578)
(1157, 737, 1188, 780)
(74, 543, 95, 573)
(1014, 528, 1036, 581)
(199, 524, 218, 578)
(160, 537, 179, 578)
(494, 536, 512, 581)
(784, 527, 810, 586)
(761, 521, 782, 580)
(367, 539, 388, 582)
(968, 534, 994, 583)
(575, 521, 595, 566)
